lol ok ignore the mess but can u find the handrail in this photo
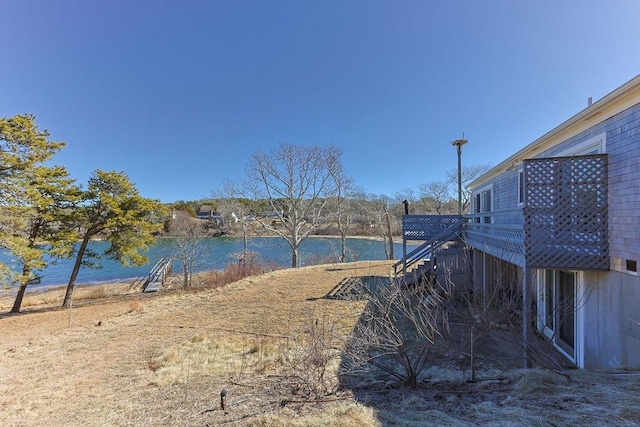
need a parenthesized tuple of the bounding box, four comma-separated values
(129, 276, 146, 290)
(142, 257, 172, 292)
(465, 209, 524, 216)
(149, 257, 169, 281)
(464, 209, 523, 225)
(393, 218, 464, 275)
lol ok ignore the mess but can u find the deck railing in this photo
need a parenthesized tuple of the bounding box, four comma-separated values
(464, 211, 526, 267)
(402, 215, 462, 240)
(399, 155, 609, 271)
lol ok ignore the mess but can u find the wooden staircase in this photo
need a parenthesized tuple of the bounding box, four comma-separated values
(392, 218, 464, 286)
(141, 257, 173, 293)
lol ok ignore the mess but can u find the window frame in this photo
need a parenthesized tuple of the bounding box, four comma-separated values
(517, 168, 525, 206)
(557, 132, 606, 157)
(472, 184, 493, 224)
(537, 269, 585, 367)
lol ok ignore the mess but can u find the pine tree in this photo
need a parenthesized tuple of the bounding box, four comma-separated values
(1, 114, 79, 313)
(61, 170, 166, 308)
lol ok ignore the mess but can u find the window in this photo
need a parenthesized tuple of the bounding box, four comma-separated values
(473, 186, 493, 223)
(518, 170, 525, 205)
(557, 132, 606, 157)
(483, 190, 492, 223)
(557, 271, 576, 354)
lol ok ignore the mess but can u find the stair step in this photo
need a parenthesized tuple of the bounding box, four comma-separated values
(143, 281, 162, 293)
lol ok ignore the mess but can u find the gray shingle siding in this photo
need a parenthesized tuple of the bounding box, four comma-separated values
(536, 103, 640, 267)
(472, 102, 640, 269)
(470, 169, 522, 225)
(605, 104, 640, 267)
(464, 81, 639, 369)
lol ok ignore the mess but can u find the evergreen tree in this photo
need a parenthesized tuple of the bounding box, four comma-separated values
(62, 170, 166, 308)
(0, 115, 78, 313)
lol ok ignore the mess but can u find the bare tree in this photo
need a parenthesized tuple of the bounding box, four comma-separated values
(394, 188, 417, 212)
(418, 181, 454, 214)
(246, 143, 341, 268)
(170, 211, 206, 287)
(216, 181, 256, 260)
(363, 194, 398, 260)
(328, 165, 357, 263)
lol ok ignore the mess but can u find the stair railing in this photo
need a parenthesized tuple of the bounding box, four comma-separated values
(392, 217, 464, 277)
(142, 257, 172, 292)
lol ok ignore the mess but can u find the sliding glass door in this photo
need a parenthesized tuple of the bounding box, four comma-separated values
(542, 270, 577, 359)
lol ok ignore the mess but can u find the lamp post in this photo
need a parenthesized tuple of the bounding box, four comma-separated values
(452, 136, 468, 216)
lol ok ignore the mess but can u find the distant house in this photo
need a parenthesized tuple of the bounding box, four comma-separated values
(261, 211, 281, 219)
(196, 205, 214, 220)
(197, 205, 224, 226)
(261, 211, 283, 224)
(396, 75, 640, 369)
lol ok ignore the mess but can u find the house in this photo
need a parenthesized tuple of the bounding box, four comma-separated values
(397, 75, 639, 369)
(197, 205, 224, 226)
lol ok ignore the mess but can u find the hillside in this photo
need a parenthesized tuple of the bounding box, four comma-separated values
(0, 261, 638, 426)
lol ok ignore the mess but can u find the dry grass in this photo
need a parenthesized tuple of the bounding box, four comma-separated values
(127, 299, 145, 313)
(0, 260, 638, 426)
(0, 282, 135, 311)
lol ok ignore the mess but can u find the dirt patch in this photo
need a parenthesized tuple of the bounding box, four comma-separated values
(0, 261, 638, 426)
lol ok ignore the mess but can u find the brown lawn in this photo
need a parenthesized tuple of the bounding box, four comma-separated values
(0, 260, 638, 426)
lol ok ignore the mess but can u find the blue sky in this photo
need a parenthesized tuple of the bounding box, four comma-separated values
(1, 0, 639, 203)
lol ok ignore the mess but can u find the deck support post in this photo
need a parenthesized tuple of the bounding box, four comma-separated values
(401, 201, 409, 276)
(522, 266, 532, 369)
(402, 237, 407, 276)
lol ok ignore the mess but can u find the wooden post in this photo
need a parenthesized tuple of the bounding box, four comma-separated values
(470, 325, 476, 382)
(482, 252, 488, 315)
(220, 389, 227, 411)
(402, 200, 409, 274)
(402, 238, 407, 276)
(522, 267, 532, 369)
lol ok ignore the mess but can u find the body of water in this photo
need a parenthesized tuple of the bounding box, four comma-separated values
(1, 236, 414, 288)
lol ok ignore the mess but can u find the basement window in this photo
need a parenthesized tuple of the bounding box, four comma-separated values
(626, 259, 637, 273)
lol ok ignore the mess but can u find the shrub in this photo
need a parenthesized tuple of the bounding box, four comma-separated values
(342, 276, 452, 388)
(200, 253, 281, 288)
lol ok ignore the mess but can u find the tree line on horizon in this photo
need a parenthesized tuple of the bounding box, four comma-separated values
(1, 114, 489, 312)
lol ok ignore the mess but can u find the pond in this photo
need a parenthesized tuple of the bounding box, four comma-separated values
(1, 236, 414, 288)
